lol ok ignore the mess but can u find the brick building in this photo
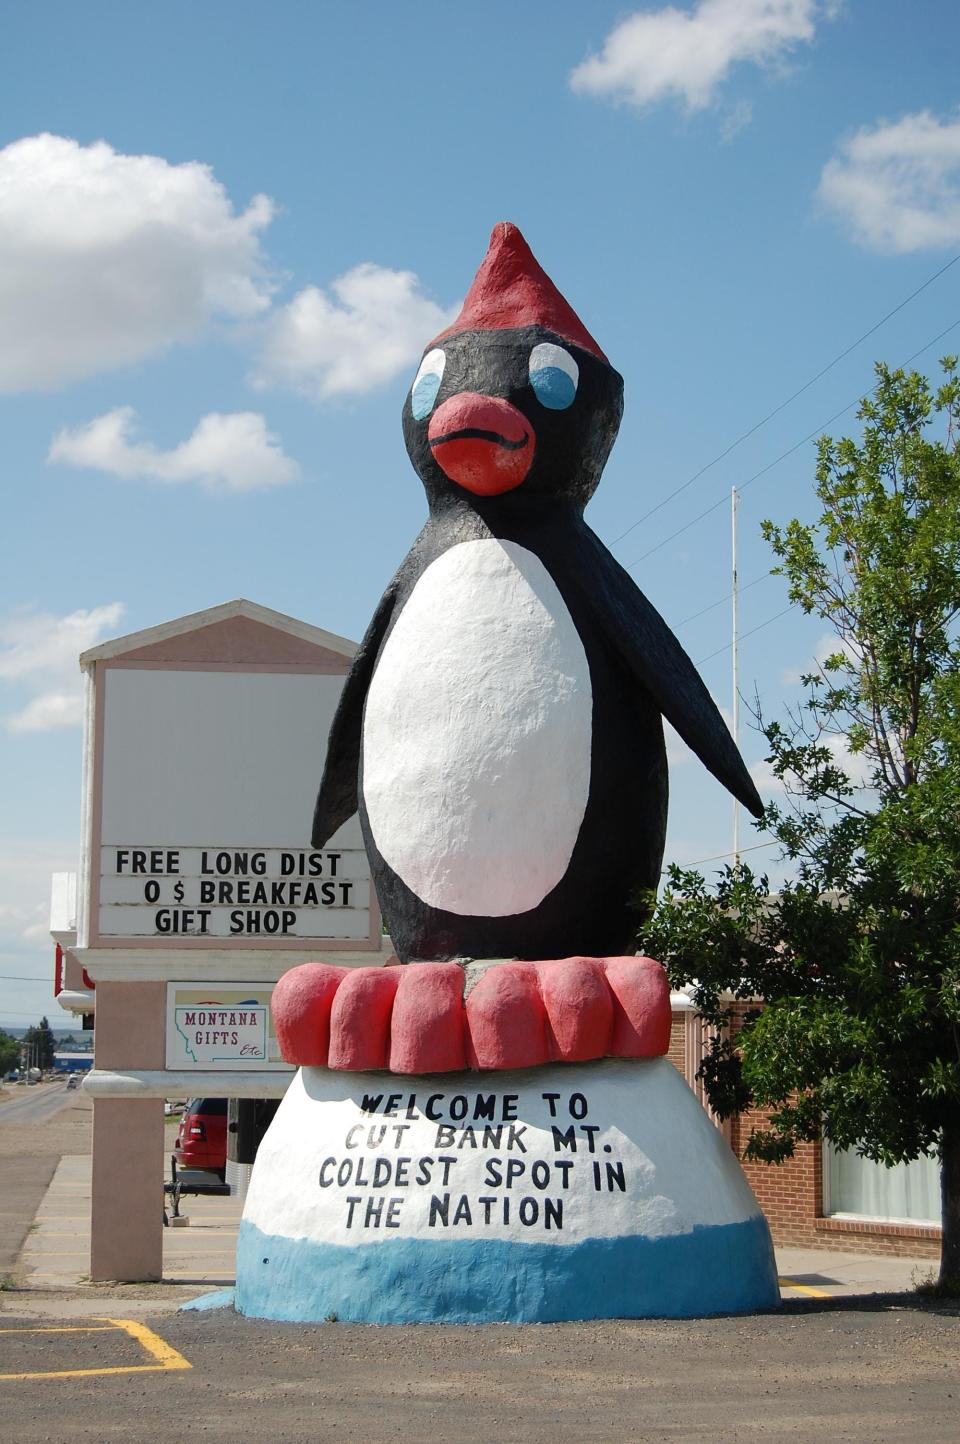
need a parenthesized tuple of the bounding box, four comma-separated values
(668, 996, 941, 1260)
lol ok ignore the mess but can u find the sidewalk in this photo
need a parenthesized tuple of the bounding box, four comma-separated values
(776, 1244, 935, 1297)
(13, 1155, 938, 1311)
(18, 1155, 243, 1295)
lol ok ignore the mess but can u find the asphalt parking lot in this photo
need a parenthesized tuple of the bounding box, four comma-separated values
(4, 1081, 957, 1442)
(2, 1295, 959, 1444)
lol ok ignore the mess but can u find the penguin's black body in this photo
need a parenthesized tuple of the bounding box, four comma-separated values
(312, 231, 762, 963)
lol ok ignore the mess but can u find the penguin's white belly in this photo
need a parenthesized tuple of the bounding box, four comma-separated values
(362, 538, 592, 917)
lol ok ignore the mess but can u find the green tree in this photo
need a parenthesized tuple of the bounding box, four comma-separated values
(639, 358, 960, 1290)
(0, 1030, 19, 1077)
(22, 1016, 56, 1072)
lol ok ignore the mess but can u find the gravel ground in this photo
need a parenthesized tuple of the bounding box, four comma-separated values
(0, 1084, 92, 1158)
(2, 1297, 958, 1443)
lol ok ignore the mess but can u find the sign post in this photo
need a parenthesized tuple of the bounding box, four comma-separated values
(73, 599, 382, 1281)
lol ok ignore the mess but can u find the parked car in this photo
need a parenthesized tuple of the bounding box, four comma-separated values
(66, 1074, 81, 1090)
(174, 1097, 228, 1179)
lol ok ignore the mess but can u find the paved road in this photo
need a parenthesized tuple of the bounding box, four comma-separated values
(0, 1080, 87, 1285)
(0, 1080, 70, 1127)
(1, 1297, 958, 1443)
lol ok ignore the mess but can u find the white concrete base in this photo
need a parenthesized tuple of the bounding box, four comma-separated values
(236, 1057, 780, 1322)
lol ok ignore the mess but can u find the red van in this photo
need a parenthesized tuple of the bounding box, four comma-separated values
(174, 1097, 228, 1178)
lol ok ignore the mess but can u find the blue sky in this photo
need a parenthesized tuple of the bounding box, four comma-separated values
(2, 0, 959, 1027)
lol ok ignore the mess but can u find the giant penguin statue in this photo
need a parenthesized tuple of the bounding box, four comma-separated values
(312, 222, 762, 962)
(234, 226, 779, 1324)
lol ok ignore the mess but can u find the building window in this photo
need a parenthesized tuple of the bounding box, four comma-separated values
(824, 1143, 940, 1225)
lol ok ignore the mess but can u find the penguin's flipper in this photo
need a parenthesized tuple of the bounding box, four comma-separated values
(311, 581, 398, 847)
(577, 528, 764, 818)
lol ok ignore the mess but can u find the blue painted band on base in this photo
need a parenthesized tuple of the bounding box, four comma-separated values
(234, 1214, 779, 1323)
(179, 1287, 236, 1313)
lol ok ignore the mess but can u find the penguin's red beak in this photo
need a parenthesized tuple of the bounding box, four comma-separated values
(427, 392, 535, 495)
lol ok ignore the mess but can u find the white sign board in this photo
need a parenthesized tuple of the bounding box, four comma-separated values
(100, 846, 369, 940)
(165, 982, 291, 1070)
(93, 668, 375, 948)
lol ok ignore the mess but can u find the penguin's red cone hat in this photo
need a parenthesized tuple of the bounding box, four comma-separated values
(428, 221, 608, 361)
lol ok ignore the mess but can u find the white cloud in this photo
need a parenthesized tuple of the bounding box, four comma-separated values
(49, 407, 300, 492)
(665, 721, 693, 766)
(0, 840, 78, 1026)
(721, 98, 754, 142)
(0, 133, 275, 392)
(255, 263, 459, 400)
(826, 732, 873, 790)
(0, 603, 124, 733)
(0, 133, 459, 404)
(0, 899, 45, 939)
(8, 902, 53, 947)
(8, 693, 85, 734)
(0, 893, 53, 972)
(750, 755, 786, 795)
(781, 631, 858, 686)
(818, 111, 960, 253)
(571, 0, 826, 115)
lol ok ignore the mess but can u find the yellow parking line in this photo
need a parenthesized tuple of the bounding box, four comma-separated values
(0, 1326, 116, 1334)
(778, 1276, 831, 1298)
(108, 1319, 191, 1370)
(0, 1318, 191, 1380)
(0, 1364, 179, 1380)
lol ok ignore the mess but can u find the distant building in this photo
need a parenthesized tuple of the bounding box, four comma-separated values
(52, 1051, 94, 1074)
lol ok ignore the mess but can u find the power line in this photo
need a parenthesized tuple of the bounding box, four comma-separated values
(609, 250, 960, 549)
(662, 839, 777, 872)
(624, 315, 960, 572)
(697, 605, 795, 665)
(675, 571, 770, 628)
(0, 974, 52, 983)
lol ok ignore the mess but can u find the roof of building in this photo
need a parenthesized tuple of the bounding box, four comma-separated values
(79, 598, 357, 668)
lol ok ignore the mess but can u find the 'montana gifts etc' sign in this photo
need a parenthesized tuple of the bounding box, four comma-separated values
(165, 983, 290, 1070)
(91, 664, 374, 947)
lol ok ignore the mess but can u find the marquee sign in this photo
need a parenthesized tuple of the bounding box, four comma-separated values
(81, 604, 378, 953)
(99, 845, 370, 940)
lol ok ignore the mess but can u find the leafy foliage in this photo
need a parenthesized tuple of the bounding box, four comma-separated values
(0, 1029, 19, 1077)
(22, 1015, 56, 1072)
(638, 359, 960, 1284)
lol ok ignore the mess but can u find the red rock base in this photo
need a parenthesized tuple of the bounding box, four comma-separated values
(271, 955, 671, 1075)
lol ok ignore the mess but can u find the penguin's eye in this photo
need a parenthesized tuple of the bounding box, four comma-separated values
(410, 348, 446, 420)
(529, 343, 578, 411)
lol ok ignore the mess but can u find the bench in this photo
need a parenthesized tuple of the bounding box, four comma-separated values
(163, 1156, 231, 1223)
